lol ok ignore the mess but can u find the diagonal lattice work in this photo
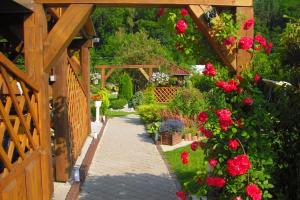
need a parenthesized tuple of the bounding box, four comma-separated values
(154, 87, 179, 103)
(66, 62, 89, 161)
(0, 53, 40, 177)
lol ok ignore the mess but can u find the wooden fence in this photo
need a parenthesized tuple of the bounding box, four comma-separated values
(0, 53, 44, 199)
(67, 62, 89, 161)
(154, 87, 179, 103)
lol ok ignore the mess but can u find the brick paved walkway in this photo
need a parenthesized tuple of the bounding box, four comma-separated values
(79, 115, 178, 200)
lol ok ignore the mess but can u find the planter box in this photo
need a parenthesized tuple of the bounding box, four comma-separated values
(160, 132, 181, 146)
(184, 134, 192, 141)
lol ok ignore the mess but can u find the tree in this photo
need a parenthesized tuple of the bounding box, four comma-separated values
(118, 73, 133, 101)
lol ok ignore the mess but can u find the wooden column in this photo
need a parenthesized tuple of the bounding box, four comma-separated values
(80, 44, 91, 133)
(52, 50, 72, 182)
(101, 68, 106, 88)
(236, 7, 254, 73)
(24, 4, 53, 199)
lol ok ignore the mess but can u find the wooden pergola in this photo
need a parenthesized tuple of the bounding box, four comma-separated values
(0, 0, 253, 199)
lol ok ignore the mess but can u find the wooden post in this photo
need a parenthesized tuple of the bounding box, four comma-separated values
(236, 7, 254, 73)
(52, 50, 72, 182)
(24, 4, 53, 199)
(101, 68, 106, 88)
(80, 44, 91, 133)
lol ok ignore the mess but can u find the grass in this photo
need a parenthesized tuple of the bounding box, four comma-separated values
(106, 110, 136, 118)
(164, 145, 206, 194)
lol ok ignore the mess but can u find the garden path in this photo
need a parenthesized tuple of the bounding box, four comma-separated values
(79, 115, 178, 200)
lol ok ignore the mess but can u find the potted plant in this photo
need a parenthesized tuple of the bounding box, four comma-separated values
(183, 125, 198, 141)
(159, 119, 183, 146)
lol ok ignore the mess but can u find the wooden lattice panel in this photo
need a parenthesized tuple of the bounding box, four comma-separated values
(155, 87, 179, 103)
(67, 64, 89, 161)
(0, 54, 40, 177)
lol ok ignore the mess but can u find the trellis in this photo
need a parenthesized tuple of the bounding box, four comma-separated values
(155, 87, 179, 103)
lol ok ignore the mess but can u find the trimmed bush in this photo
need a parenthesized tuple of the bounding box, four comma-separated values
(128, 91, 145, 108)
(137, 104, 166, 124)
(118, 73, 133, 101)
(110, 98, 127, 110)
(99, 88, 110, 115)
(143, 86, 156, 104)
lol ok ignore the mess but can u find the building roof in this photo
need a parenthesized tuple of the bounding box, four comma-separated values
(170, 66, 190, 76)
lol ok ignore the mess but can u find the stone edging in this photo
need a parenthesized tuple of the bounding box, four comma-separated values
(65, 119, 108, 200)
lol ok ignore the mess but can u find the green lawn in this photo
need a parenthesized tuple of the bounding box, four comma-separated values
(106, 110, 136, 118)
(164, 145, 206, 194)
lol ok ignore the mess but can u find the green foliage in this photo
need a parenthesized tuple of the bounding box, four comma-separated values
(146, 122, 161, 136)
(109, 98, 127, 110)
(168, 88, 205, 118)
(143, 86, 156, 104)
(182, 125, 199, 136)
(118, 73, 133, 101)
(98, 88, 110, 115)
(128, 91, 145, 108)
(136, 104, 166, 124)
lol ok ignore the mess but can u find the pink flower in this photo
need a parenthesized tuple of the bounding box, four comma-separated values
(244, 18, 255, 30)
(200, 127, 213, 138)
(254, 35, 267, 48)
(228, 139, 239, 150)
(253, 74, 261, 83)
(224, 36, 236, 46)
(227, 154, 251, 177)
(190, 142, 198, 151)
(180, 8, 188, 17)
(239, 37, 254, 51)
(243, 97, 254, 106)
(265, 42, 273, 54)
(246, 184, 262, 200)
(233, 196, 243, 200)
(157, 8, 165, 17)
(176, 191, 187, 200)
(176, 19, 188, 34)
(198, 111, 209, 122)
(203, 63, 216, 77)
(206, 177, 226, 187)
(181, 151, 189, 165)
(209, 159, 218, 168)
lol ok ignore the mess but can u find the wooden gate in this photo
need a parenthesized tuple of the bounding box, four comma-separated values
(67, 60, 89, 161)
(0, 53, 43, 200)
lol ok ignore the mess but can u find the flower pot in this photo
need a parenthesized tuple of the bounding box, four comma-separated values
(160, 132, 181, 146)
(95, 100, 102, 107)
(192, 135, 198, 141)
(184, 133, 192, 141)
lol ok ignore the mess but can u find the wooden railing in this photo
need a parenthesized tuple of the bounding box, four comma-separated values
(154, 87, 179, 103)
(67, 61, 89, 161)
(0, 52, 41, 177)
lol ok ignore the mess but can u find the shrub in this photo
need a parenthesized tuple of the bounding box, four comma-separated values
(146, 122, 161, 136)
(98, 88, 110, 115)
(143, 86, 156, 104)
(110, 98, 127, 110)
(169, 88, 206, 118)
(118, 73, 133, 101)
(137, 104, 166, 124)
(128, 91, 145, 108)
(159, 119, 184, 134)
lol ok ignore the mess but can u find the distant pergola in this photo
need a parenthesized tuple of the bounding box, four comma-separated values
(96, 65, 159, 87)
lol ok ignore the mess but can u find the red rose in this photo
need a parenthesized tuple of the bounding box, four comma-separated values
(236, 74, 243, 81)
(253, 74, 261, 83)
(227, 154, 251, 176)
(180, 8, 188, 17)
(216, 109, 233, 131)
(190, 141, 198, 151)
(216, 80, 239, 93)
(209, 159, 218, 168)
(254, 35, 267, 48)
(246, 184, 262, 200)
(181, 151, 189, 165)
(176, 191, 187, 200)
(224, 36, 236, 46)
(233, 196, 243, 200)
(216, 80, 226, 88)
(206, 177, 226, 187)
(203, 63, 216, 77)
(200, 127, 213, 138)
(157, 8, 165, 17)
(265, 42, 273, 54)
(244, 18, 255, 30)
(228, 139, 239, 150)
(176, 19, 188, 34)
(239, 37, 254, 50)
(243, 97, 254, 106)
(198, 111, 209, 122)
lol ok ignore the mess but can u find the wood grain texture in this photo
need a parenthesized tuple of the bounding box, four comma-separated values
(35, 0, 253, 7)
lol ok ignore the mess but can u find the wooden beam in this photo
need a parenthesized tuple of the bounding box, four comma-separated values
(236, 6, 254, 73)
(52, 50, 72, 182)
(138, 68, 150, 80)
(67, 56, 81, 75)
(43, 4, 94, 72)
(188, 5, 237, 71)
(35, 0, 253, 7)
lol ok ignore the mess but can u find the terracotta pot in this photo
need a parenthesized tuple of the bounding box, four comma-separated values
(184, 133, 192, 141)
(160, 132, 181, 146)
(192, 135, 198, 141)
